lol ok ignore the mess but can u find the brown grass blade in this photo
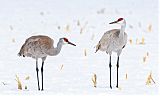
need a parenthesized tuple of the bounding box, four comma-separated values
(15, 75, 22, 90)
(92, 73, 97, 87)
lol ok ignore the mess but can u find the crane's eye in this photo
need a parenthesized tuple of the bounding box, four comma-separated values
(63, 38, 68, 42)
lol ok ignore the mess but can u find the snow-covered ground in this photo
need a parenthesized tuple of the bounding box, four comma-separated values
(0, 0, 159, 96)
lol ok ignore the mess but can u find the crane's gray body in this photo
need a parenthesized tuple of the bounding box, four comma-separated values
(96, 29, 127, 56)
(18, 35, 62, 60)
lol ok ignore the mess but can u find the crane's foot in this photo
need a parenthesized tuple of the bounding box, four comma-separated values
(41, 89, 44, 91)
(116, 85, 118, 88)
(38, 88, 40, 91)
(110, 85, 112, 89)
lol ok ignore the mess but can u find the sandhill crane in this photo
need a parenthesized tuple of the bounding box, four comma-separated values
(18, 35, 76, 91)
(95, 18, 127, 89)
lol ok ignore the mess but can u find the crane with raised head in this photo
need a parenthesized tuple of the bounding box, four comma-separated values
(95, 18, 127, 89)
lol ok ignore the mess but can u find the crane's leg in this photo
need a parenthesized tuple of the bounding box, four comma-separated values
(36, 59, 40, 90)
(41, 61, 44, 91)
(116, 56, 119, 88)
(109, 55, 112, 89)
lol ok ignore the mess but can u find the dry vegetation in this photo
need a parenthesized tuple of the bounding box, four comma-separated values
(128, 37, 145, 45)
(147, 24, 152, 32)
(15, 75, 22, 90)
(78, 21, 88, 34)
(84, 49, 87, 56)
(142, 52, 149, 64)
(65, 24, 70, 32)
(129, 38, 132, 44)
(125, 73, 128, 80)
(80, 28, 83, 34)
(92, 73, 97, 88)
(25, 76, 30, 80)
(146, 72, 155, 85)
(139, 37, 145, 45)
(60, 64, 64, 70)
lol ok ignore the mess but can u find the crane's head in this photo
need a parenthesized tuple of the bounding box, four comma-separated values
(109, 18, 126, 25)
(60, 38, 76, 46)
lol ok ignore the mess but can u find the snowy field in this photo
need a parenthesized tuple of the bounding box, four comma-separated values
(0, 0, 159, 96)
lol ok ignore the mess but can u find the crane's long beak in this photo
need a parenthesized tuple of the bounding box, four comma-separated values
(109, 20, 118, 24)
(68, 41, 76, 46)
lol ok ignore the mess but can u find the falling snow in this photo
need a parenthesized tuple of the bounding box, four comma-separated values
(0, 0, 159, 96)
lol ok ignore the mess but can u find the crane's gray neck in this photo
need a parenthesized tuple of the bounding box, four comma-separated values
(47, 40, 63, 56)
(119, 21, 126, 38)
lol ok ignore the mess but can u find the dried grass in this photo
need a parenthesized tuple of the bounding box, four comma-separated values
(136, 38, 139, 44)
(84, 49, 87, 56)
(65, 24, 70, 32)
(80, 21, 88, 34)
(25, 76, 30, 80)
(15, 75, 22, 90)
(143, 56, 147, 63)
(139, 37, 145, 44)
(125, 73, 128, 80)
(143, 52, 149, 64)
(60, 64, 64, 70)
(136, 37, 145, 45)
(129, 38, 132, 44)
(147, 24, 152, 32)
(80, 28, 83, 34)
(146, 72, 155, 85)
(92, 73, 97, 87)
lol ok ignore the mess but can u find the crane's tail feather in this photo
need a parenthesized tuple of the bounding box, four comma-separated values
(95, 43, 101, 53)
(18, 52, 25, 57)
(17, 52, 21, 56)
(18, 44, 25, 57)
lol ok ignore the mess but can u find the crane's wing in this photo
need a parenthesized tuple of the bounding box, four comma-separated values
(95, 29, 120, 52)
(123, 32, 128, 48)
(18, 35, 54, 57)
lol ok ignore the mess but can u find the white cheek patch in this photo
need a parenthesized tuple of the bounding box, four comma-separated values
(63, 41, 68, 44)
(118, 20, 123, 24)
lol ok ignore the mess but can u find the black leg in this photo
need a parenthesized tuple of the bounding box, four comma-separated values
(109, 55, 112, 89)
(116, 56, 119, 88)
(41, 61, 44, 91)
(36, 60, 40, 90)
